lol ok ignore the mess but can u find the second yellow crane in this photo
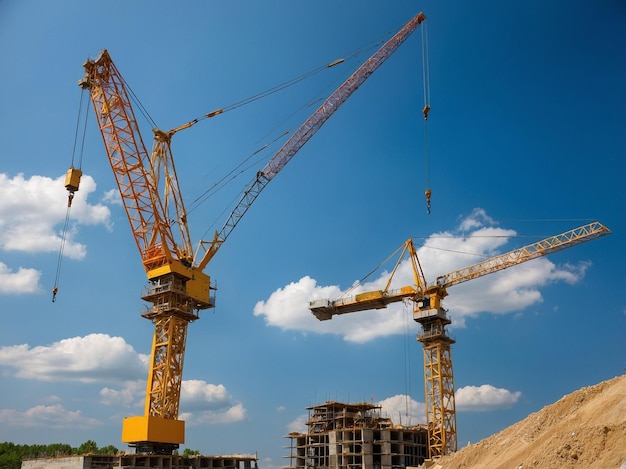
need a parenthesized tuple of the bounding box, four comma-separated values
(309, 221, 610, 459)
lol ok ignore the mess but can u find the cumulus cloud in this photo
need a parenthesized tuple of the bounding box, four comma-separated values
(378, 394, 425, 426)
(0, 172, 111, 260)
(0, 404, 101, 429)
(254, 209, 593, 341)
(254, 275, 414, 343)
(287, 414, 308, 434)
(0, 333, 245, 424)
(0, 333, 148, 383)
(456, 384, 522, 411)
(0, 262, 42, 294)
(100, 380, 145, 408)
(179, 379, 246, 425)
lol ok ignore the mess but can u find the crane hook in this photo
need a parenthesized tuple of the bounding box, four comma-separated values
(425, 188, 432, 214)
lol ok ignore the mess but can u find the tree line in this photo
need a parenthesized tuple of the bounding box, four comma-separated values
(0, 441, 118, 469)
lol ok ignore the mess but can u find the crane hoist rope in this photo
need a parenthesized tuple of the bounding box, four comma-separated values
(52, 88, 89, 302)
(188, 130, 290, 216)
(421, 20, 432, 214)
(142, 54, 351, 142)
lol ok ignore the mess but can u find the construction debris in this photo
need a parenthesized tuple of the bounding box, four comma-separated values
(425, 374, 626, 468)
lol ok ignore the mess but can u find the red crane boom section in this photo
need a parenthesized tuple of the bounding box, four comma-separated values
(81, 51, 188, 273)
(196, 12, 427, 271)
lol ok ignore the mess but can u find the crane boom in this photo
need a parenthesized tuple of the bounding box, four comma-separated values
(308, 221, 610, 458)
(436, 221, 610, 288)
(310, 221, 611, 319)
(196, 12, 427, 271)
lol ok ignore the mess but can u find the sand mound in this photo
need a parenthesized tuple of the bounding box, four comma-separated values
(426, 374, 626, 469)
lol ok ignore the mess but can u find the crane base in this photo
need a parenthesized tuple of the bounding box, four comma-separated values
(122, 415, 185, 453)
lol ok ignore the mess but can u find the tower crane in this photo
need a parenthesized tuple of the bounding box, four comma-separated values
(70, 12, 427, 454)
(309, 221, 610, 459)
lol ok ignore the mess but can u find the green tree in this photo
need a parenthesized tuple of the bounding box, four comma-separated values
(97, 445, 119, 455)
(76, 440, 98, 455)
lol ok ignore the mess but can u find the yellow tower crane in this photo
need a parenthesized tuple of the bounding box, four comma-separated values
(309, 221, 610, 459)
(68, 11, 427, 454)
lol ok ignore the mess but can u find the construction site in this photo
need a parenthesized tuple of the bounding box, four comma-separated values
(7, 5, 623, 469)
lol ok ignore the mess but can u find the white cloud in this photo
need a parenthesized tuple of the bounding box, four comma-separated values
(100, 380, 144, 408)
(0, 262, 42, 294)
(181, 380, 230, 410)
(0, 333, 148, 383)
(254, 209, 594, 341)
(458, 208, 495, 231)
(0, 333, 244, 422)
(456, 384, 522, 411)
(0, 172, 111, 260)
(378, 394, 425, 426)
(0, 404, 102, 429)
(254, 275, 413, 343)
(179, 379, 246, 425)
(287, 414, 308, 434)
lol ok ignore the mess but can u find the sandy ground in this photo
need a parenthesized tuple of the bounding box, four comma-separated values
(423, 374, 626, 469)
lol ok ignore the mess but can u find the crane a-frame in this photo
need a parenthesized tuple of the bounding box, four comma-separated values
(71, 12, 427, 454)
(309, 221, 610, 459)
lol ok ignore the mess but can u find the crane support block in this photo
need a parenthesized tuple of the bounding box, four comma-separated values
(121, 415, 185, 445)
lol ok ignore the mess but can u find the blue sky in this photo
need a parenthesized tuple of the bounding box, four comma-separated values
(0, 0, 624, 466)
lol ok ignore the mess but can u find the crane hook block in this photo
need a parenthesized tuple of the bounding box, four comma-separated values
(425, 188, 432, 214)
(64, 167, 82, 193)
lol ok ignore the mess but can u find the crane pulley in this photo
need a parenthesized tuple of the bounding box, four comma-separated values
(309, 221, 611, 458)
(77, 11, 428, 454)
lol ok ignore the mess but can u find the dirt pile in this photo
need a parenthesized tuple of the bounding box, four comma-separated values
(425, 374, 626, 469)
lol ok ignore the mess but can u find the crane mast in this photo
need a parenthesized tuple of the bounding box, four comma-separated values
(309, 221, 610, 458)
(79, 10, 427, 455)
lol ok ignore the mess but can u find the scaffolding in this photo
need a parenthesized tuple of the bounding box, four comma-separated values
(284, 402, 428, 469)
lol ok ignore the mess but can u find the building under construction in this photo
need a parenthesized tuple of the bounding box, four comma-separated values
(284, 401, 428, 469)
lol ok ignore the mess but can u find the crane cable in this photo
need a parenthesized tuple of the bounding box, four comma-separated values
(52, 89, 88, 302)
(421, 20, 432, 214)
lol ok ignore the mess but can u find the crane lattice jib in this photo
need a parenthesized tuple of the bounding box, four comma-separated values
(436, 222, 611, 289)
(82, 50, 186, 273)
(196, 12, 427, 271)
